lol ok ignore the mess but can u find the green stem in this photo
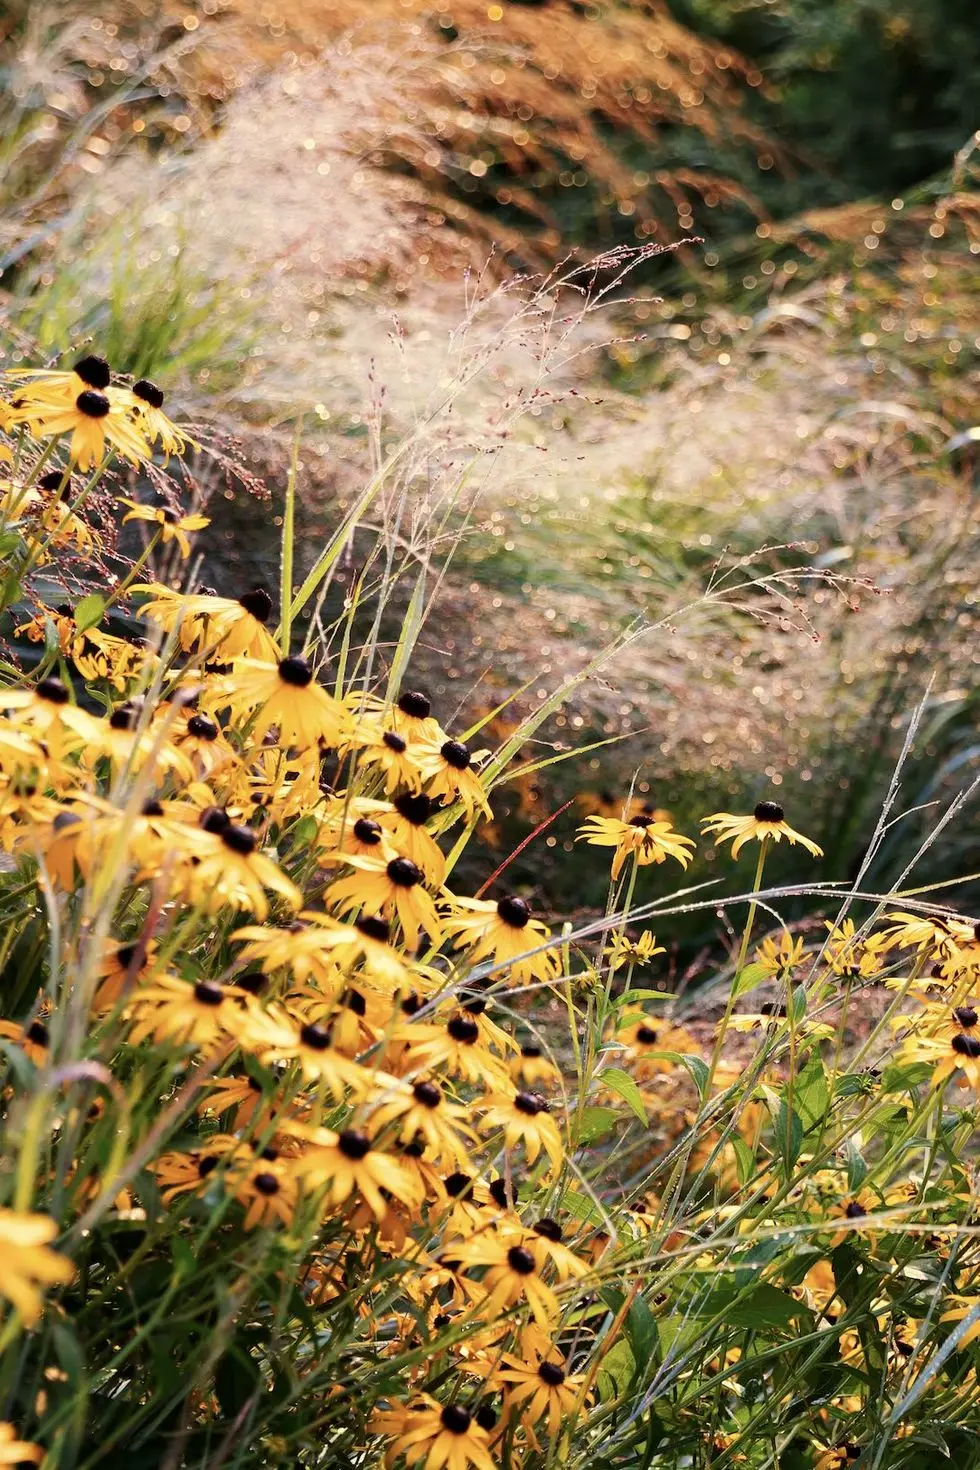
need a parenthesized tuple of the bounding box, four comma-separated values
(703, 839, 769, 1099)
(279, 429, 300, 655)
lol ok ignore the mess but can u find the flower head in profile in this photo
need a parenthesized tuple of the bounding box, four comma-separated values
(0, 1210, 73, 1325)
(120, 499, 210, 559)
(325, 853, 442, 950)
(577, 813, 695, 880)
(701, 801, 823, 860)
(605, 930, 665, 972)
(414, 737, 492, 821)
(119, 377, 192, 459)
(135, 583, 279, 661)
(290, 1123, 422, 1222)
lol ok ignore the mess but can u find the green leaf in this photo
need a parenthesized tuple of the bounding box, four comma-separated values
(731, 960, 771, 999)
(726, 1282, 810, 1329)
(596, 1338, 635, 1400)
(845, 1136, 867, 1193)
(73, 592, 105, 632)
(794, 1055, 829, 1129)
(775, 1100, 803, 1168)
(732, 1135, 757, 1186)
(626, 1295, 659, 1369)
(600, 1066, 648, 1125)
(574, 1106, 620, 1145)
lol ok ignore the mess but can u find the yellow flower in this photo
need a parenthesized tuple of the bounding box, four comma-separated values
(497, 1351, 590, 1439)
(10, 387, 149, 468)
(441, 895, 560, 987)
(118, 377, 191, 458)
(124, 975, 246, 1049)
(378, 793, 447, 886)
(577, 813, 695, 880)
(134, 583, 279, 661)
(0, 1423, 44, 1465)
(120, 499, 210, 558)
(0, 675, 104, 759)
(371, 1396, 496, 1470)
(701, 800, 823, 859)
(366, 1076, 475, 1168)
(477, 1090, 564, 1176)
(348, 720, 424, 794)
(325, 854, 442, 950)
(218, 655, 347, 750)
(414, 736, 492, 821)
(447, 1232, 560, 1327)
(176, 820, 302, 919)
(604, 930, 665, 971)
(0, 1209, 73, 1325)
(290, 1124, 422, 1221)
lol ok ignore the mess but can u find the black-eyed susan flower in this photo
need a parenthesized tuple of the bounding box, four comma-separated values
(290, 1123, 422, 1221)
(390, 689, 446, 744)
(198, 1073, 269, 1130)
(219, 655, 346, 750)
(226, 1149, 300, 1230)
(134, 583, 279, 662)
(393, 1013, 510, 1089)
(11, 388, 148, 469)
(83, 698, 193, 783)
(371, 1396, 496, 1470)
(120, 499, 210, 558)
(349, 722, 423, 795)
(366, 1076, 475, 1167)
(442, 894, 559, 987)
(0, 1016, 51, 1067)
(526, 1218, 589, 1282)
(241, 1008, 376, 1097)
(0, 675, 104, 757)
(478, 1090, 564, 1176)
(172, 709, 237, 779)
(178, 822, 302, 919)
(0, 1210, 73, 1325)
(378, 793, 447, 886)
(509, 1041, 561, 1091)
(0, 1423, 43, 1465)
(325, 854, 442, 950)
(124, 976, 245, 1049)
(577, 813, 695, 880)
(898, 1027, 980, 1091)
(3, 352, 112, 407)
(497, 1351, 589, 1439)
(414, 737, 492, 820)
(701, 801, 823, 859)
(120, 378, 190, 458)
(448, 1233, 559, 1327)
(604, 930, 666, 971)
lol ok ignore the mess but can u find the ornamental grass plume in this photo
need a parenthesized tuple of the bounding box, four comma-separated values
(2, 325, 980, 1470)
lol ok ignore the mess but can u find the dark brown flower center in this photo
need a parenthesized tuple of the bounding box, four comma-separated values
(26, 1020, 49, 1046)
(440, 1404, 471, 1434)
(132, 377, 164, 408)
(514, 1091, 547, 1116)
(413, 1079, 442, 1108)
(278, 655, 313, 688)
(636, 1024, 659, 1044)
(353, 818, 382, 846)
(74, 354, 111, 389)
(447, 1014, 479, 1044)
(441, 739, 471, 771)
(952, 1032, 980, 1058)
(754, 800, 784, 823)
(299, 1023, 331, 1051)
(538, 1361, 566, 1386)
(394, 792, 432, 825)
(193, 981, 224, 1007)
(534, 1217, 563, 1241)
(356, 915, 391, 943)
(382, 731, 407, 753)
(76, 389, 110, 418)
(387, 857, 422, 888)
(253, 1171, 280, 1196)
(496, 895, 530, 928)
(199, 805, 231, 834)
(506, 1245, 536, 1275)
(221, 823, 257, 856)
(398, 690, 431, 718)
(238, 587, 273, 622)
(37, 676, 69, 705)
(443, 1172, 474, 1199)
(337, 1129, 371, 1160)
(953, 1006, 978, 1029)
(187, 713, 218, 740)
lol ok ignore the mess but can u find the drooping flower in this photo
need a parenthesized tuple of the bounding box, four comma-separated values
(414, 737, 492, 821)
(134, 583, 280, 661)
(325, 854, 442, 950)
(477, 1090, 564, 1176)
(120, 500, 210, 559)
(218, 655, 346, 750)
(10, 388, 149, 468)
(119, 377, 191, 458)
